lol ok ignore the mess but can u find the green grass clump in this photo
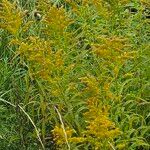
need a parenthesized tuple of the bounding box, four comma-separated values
(0, 0, 149, 149)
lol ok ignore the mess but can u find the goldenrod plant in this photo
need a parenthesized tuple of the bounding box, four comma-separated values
(0, 0, 149, 149)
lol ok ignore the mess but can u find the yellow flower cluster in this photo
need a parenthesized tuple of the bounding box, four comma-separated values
(37, 3, 73, 49)
(11, 36, 68, 99)
(92, 37, 127, 59)
(11, 37, 53, 80)
(65, 0, 110, 18)
(52, 126, 74, 145)
(52, 98, 120, 149)
(52, 126, 85, 146)
(11, 35, 77, 98)
(43, 6, 73, 36)
(80, 75, 100, 96)
(92, 36, 137, 78)
(84, 98, 121, 148)
(66, 0, 130, 19)
(92, 0, 111, 18)
(0, 0, 23, 35)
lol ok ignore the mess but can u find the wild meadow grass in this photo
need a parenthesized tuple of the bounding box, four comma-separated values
(0, 0, 149, 149)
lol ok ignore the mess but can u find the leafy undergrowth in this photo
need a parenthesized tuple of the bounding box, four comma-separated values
(0, 0, 149, 150)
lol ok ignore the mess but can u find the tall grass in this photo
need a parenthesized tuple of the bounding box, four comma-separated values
(0, 0, 149, 149)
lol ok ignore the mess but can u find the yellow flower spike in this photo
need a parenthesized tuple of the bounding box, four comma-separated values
(43, 6, 73, 35)
(13, 36, 53, 80)
(103, 82, 111, 91)
(52, 126, 80, 146)
(68, 137, 85, 143)
(54, 50, 64, 68)
(92, 37, 135, 74)
(114, 66, 120, 78)
(83, 98, 121, 148)
(80, 75, 100, 96)
(0, 0, 23, 35)
(51, 89, 61, 97)
(122, 51, 138, 59)
(117, 143, 127, 150)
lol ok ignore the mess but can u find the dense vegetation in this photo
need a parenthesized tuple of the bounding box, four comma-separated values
(0, 0, 149, 149)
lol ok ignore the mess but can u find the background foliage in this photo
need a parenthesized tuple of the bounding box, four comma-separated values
(0, 0, 149, 149)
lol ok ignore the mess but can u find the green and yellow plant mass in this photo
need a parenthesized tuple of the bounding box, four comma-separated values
(0, 0, 149, 149)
